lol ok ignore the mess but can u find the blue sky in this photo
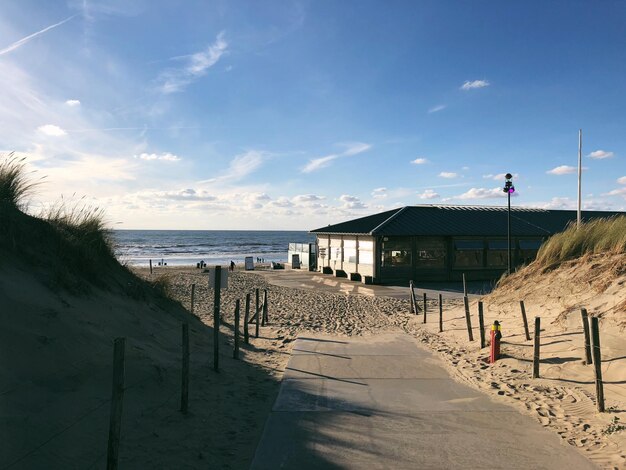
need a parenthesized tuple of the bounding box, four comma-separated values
(1, 0, 625, 229)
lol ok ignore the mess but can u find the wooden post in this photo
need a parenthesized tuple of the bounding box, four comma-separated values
(244, 293, 250, 344)
(533, 317, 541, 378)
(478, 301, 486, 349)
(190, 284, 195, 314)
(520, 300, 531, 341)
(262, 289, 269, 325)
(590, 317, 605, 412)
(438, 293, 443, 333)
(423, 293, 427, 323)
(464, 296, 474, 341)
(409, 280, 415, 313)
(233, 300, 240, 360)
(411, 283, 419, 314)
(255, 288, 260, 338)
(462, 273, 467, 297)
(149, 259, 153, 275)
(581, 308, 592, 365)
(213, 266, 221, 372)
(180, 324, 189, 413)
(106, 338, 125, 470)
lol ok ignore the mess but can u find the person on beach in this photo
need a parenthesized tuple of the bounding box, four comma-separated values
(230, 260, 235, 271)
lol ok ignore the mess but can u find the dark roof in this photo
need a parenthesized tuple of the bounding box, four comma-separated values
(310, 205, 625, 237)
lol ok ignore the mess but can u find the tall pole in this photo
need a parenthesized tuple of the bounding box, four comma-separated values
(577, 129, 582, 229)
(507, 190, 511, 275)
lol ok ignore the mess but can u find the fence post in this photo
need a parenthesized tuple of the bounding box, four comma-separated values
(409, 280, 415, 313)
(190, 284, 195, 314)
(149, 259, 153, 275)
(262, 289, 269, 325)
(520, 300, 531, 341)
(590, 317, 605, 412)
(478, 301, 486, 349)
(213, 266, 221, 372)
(581, 308, 592, 365)
(255, 288, 260, 338)
(233, 300, 240, 360)
(464, 296, 474, 341)
(106, 338, 126, 470)
(180, 324, 189, 413)
(438, 293, 443, 333)
(244, 293, 250, 344)
(463, 273, 467, 297)
(533, 317, 541, 378)
(411, 283, 419, 314)
(423, 293, 427, 323)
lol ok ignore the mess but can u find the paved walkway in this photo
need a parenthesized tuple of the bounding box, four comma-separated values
(250, 333, 595, 470)
(253, 269, 489, 299)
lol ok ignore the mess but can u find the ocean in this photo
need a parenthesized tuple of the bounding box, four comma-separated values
(111, 230, 315, 267)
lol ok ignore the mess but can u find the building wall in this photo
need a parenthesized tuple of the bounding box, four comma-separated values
(315, 235, 376, 278)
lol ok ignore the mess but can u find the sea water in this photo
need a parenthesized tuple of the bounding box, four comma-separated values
(111, 230, 315, 267)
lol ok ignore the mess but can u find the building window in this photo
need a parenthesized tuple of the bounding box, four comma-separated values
(382, 238, 412, 267)
(454, 240, 483, 268)
(487, 240, 509, 267)
(519, 239, 543, 265)
(344, 239, 357, 264)
(359, 240, 374, 265)
(415, 238, 446, 268)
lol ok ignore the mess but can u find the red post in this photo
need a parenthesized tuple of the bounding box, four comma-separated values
(490, 320, 502, 363)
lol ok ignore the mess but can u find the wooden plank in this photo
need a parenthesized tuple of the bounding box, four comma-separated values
(532, 317, 540, 379)
(520, 300, 531, 341)
(233, 300, 240, 360)
(478, 301, 485, 349)
(106, 338, 126, 470)
(244, 293, 250, 344)
(180, 324, 189, 413)
(590, 317, 605, 412)
(438, 293, 443, 333)
(213, 266, 221, 372)
(423, 293, 427, 324)
(464, 296, 474, 341)
(581, 308, 592, 365)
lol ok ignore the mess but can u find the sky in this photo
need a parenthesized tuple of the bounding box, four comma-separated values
(1, 0, 625, 230)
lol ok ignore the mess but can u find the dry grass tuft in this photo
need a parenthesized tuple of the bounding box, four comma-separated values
(0, 152, 43, 209)
(535, 216, 626, 267)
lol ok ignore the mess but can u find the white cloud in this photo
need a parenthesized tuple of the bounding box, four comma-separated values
(65, 99, 81, 107)
(439, 172, 458, 178)
(157, 31, 228, 93)
(159, 188, 216, 201)
(371, 187, 387, 199)
(293, 194, 325, 203)
(0, 16, 75, 56)
(339, 194, 366, 209)
(546, 165, 577, 175)
(460, 80, 490, 90)
(37, 124, 67, 136)
(419, 189, 439, 199)
(457, 187, 511, 199)
(301, 142, 371, 173)
(428, 104, 446, 113)
(606, 187, 626, 197)
(411, 157, 428, 165)
(587, 150, 614, 159)
(618, 176, 626, 185)
(482, 172, 519, 181)
(136, 152, 181, 162)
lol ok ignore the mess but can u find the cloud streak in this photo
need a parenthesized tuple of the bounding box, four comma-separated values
(546, 165, 578, 175)
(587, 150, 614, 159)
(428, 104, 446, 113)
(460, 80, 489, 90)
(157, 32, 228, 93)
(0, 16, 75, 56)
(302, 142, 371, 173)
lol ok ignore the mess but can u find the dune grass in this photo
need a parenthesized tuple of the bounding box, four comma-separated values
(0, 152, 43, 209)
(0, 153, 170, 298)
(535, 216, 626, 267)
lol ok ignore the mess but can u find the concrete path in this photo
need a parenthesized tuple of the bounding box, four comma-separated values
(250, 333, 595, 470)
(253, 269, 489, 300)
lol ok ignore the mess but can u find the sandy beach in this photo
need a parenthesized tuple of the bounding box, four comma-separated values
(136, 257, 625, 469)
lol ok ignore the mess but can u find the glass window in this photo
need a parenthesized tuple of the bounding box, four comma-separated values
(358, 240, 374, 265)
(382, 238, 412, 267)
(454, 239, 483, 267)
(487, 240, 509, 267)
(415, 238, 446, 268)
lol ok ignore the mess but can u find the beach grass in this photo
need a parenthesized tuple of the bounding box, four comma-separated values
(536, 216, 626, 267)
(0, 152, 42, 209)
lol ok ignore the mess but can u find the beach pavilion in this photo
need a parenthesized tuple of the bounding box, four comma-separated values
(310, 205, 623, 285)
